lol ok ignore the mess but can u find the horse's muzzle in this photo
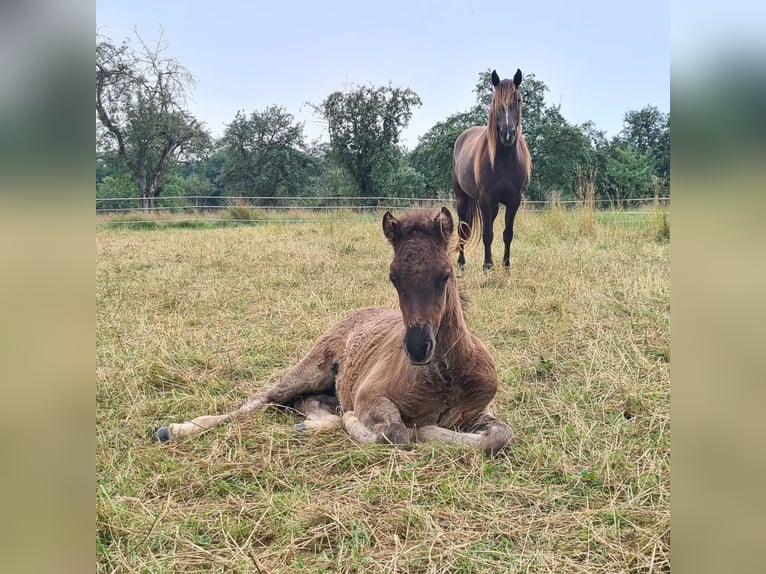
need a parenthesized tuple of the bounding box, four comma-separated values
(403, 325, 435, 365)
(499, 128, 517, 147)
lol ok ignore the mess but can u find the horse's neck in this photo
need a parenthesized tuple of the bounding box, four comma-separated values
(489, 135, 530, 187)
(493, 136, 524, 165)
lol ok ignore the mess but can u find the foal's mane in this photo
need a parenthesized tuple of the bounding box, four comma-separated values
(473, 80, 532, 185)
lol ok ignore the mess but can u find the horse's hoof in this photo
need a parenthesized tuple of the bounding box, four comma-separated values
(293, 422, 308, 431)
(154, 426, 171, 443)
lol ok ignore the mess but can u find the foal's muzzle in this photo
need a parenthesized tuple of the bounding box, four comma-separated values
(403, 325, 435, 365)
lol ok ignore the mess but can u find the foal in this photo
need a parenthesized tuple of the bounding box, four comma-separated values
(155, 208, 513, 455)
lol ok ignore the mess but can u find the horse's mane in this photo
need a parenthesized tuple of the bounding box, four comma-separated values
(473, 80, 532, 185)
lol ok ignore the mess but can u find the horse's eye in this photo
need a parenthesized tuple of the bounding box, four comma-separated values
(389, 273, 398, 287)
(440, 272, 451, 285)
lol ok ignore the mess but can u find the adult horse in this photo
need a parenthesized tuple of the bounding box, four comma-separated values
(453, 69, 531, 271)
(154, 208, 514, 455)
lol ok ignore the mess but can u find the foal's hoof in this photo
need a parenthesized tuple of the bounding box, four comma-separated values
(293, 422, 308, 431)
(153, 426, 171, 443)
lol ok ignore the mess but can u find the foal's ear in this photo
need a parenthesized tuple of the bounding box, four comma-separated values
(514, 68, 523, 87)
(491, 70, 500, 87)
(434, 207, 454, 243)
(382, 211, 400, 244)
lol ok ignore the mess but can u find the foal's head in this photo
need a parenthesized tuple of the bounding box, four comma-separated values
(382, 208, 455, 365)
(489, 68, 524, 148)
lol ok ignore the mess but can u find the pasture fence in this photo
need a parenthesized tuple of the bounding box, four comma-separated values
(96, 195, 669, 226)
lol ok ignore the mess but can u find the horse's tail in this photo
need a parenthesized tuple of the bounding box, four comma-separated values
(453, 172, 481, 251)
(462, 194, 481, 244)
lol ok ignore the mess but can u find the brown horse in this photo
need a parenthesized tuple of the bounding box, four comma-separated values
(453, 69, 532, 271)
(154, 208, 514, 455)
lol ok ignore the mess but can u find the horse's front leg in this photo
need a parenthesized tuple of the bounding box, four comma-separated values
(343, 396, 412, 446)
(481, 202, 500, 270)
(464, 408, 514, 455)
(502, 201, 520, 270)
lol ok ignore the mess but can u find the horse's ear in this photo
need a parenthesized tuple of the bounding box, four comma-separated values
(435, 207, 454, 243)
(514, 68, 523, 87)
(491, 70, 500, 87)
(382, 211, 400, 245)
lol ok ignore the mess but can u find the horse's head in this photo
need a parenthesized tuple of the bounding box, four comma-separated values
(382, 208, 455, 365)
(490, 68, 523, 148)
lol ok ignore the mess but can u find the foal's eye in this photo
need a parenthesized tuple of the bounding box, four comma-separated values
(389, 273, 398, 287)
(439, 272, 451, 285)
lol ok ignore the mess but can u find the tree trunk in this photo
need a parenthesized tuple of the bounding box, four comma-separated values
(137, 176, 151, 210)
(147, 180, 158, 210)
(137, 177, 159, 210)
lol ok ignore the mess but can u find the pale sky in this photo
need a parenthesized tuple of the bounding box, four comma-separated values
(96, 0, 669, 150)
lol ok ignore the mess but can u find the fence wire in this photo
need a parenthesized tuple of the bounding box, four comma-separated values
(96, 195, 669, 226)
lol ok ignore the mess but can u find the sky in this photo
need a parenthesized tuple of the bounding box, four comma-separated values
(96, 0, 669, 150)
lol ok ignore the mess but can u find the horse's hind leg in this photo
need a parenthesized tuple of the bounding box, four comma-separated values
(293, 394, 342, 432)
(154, 340, 340, 443)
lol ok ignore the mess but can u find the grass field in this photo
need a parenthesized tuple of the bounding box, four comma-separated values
(96, 206, 670, 573)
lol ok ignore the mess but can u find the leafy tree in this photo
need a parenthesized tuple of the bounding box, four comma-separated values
(409, 111, 476, 194)
(96, 33, 211, 208)
(529, 107, 593, 200)
(312, 84, 422, 196)
(218, 106, 319, 201)
(602, 142, 655, 204)
(97, 151, 138, 210)
(620, 106, 670, 186)
(197, 149, 228, 204)
(387, 156, 427, 198)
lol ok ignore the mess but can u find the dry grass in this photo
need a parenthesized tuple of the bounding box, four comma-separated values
(96, 206, 669, 573)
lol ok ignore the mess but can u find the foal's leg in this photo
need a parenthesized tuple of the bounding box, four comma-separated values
(154, 342, 339, 442)
(481, 201, 500, 270)
(342, 396, 411, 445)
(411, 425, 484, 447)
(502, 200, 521, 270)
(462, 408, 515, 456)
(292, 394, 343, 432)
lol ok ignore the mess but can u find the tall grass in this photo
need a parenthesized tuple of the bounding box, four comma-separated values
(97, 208, 669, 573)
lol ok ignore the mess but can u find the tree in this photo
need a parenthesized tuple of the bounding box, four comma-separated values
(218, 106, 319, 201)
(96, 32, 210, 209)
(528, 109, 591, 200)
(602, 142, 655, 204)
(312, 84, 422, 196)
(620, 106, 670, 185)
(409, 111, 476, 195)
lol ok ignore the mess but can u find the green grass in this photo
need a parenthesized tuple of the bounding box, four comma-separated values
(96, 206, 669, 573)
